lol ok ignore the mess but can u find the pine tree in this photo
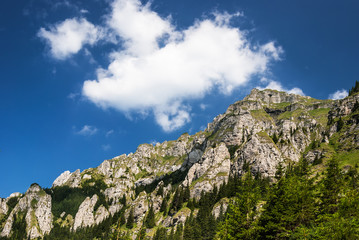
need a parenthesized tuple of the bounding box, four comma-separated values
(218, 171, 260, 239)
(153, 227, 167, 240)
(174, 223, 183, 240)
(121, 194, 126, 206)
(160, 198, 167, 213)
(126, 208, 134, 229)
(352, 100, 359, 112)
(337, 117, 344, 132)
(120, 213, 126, 226)
(320, 158, 341, 214)
(157, 185, 164, 197)
(272, 133, 278, 144)
(183, 185, 190, 203)
(349, 80, 359, 96)
(144, 205, 155, 228)
(136, 226, 146, 240)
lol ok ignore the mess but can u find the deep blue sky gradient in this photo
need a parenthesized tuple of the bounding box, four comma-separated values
(0, 0, 358, 197)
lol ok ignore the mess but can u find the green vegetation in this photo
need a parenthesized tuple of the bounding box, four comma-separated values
(309, 108, 331, 125)
(256, 131, 274, 144)
(278, 108, 305, 121)
(45, 178, 108, 218)
(250, 109, 273, 122)
(349, 80, 359, 96)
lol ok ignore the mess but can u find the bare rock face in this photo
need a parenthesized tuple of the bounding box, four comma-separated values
(235, 133, 283, 177)
(212, 198, 229, 219)
(244, 88, 307, 104)
(3, 88, 354, 238)
(52, 170, 71, 187)
(95, 205, 110, 225)
(0, 184, 53, 239)
(0, 198, 8, 216)
(52, 169, 81, 188)
(73, 195, 98, 231)
(132, 193, 148, 221)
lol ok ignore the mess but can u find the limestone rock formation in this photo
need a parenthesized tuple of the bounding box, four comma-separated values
(0, 184, 53, 239)
(73, 195, 98, 231)
(2, 88, 358, 239)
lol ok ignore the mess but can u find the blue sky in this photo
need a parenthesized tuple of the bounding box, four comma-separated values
(0, 0, 358, 198)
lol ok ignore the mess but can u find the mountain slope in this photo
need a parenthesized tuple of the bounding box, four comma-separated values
(1, 88, 358, 239)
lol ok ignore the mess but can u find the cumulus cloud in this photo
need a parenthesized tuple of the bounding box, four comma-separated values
(329, 89, 348, 100)
(76, 125, 98, 136)
(81, 0, 282, 131)
(257, 80, 305, 96)
(38, 18, 102, 59)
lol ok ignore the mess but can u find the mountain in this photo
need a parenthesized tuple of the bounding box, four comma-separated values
(1, 87, 359, 239)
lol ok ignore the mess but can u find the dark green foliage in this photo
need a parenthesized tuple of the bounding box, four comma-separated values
(120, 212, 126, 226)
(257, 159, 316, 239)
(156, 185, 164, 197)
(337, 117, 344, 131)
(153, 227, 167, 240)
(320, 158, 341, 214)
(136, 226, 147, 240)
(48, 186, 87, 218)
(174, 223, 183, 240)
(6, 196, 19, 213)
(126, 208, 134, 229)
(11, 214, 27, 240)
(169, 187, 184, 215)
(144, 205, 155, 228)
(227, 144, 240, 159)
(120, 194, 127, 206)
(135, 167, 189, 196)
(353, 100, 359, 112)
(271, 133, 278, 144)
(349, 80, 359, 96)
(46, 178, 108, 218)
(160, 198, 167, 213)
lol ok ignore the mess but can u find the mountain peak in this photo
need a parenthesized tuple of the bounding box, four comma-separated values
(244, 88, 309, 104)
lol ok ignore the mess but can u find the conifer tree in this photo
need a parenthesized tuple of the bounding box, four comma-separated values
(157, 185, 164, 197)
(352, 100, 359, 112)
(174, 223, 183, 240)
(320, 158, 341, 214)
(349, 80, 359, 96)
(160, 198, 167, 213)
(337, 117, 344, 131)
(144, 205, 155, 228)
(126, 208, 134, 229)
(120, 213, 126, 226)
(121, 194, 126, 206)
(135, 225, 146, 240)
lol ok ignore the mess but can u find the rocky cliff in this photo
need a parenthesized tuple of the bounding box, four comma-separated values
(1, 88, 358, 239)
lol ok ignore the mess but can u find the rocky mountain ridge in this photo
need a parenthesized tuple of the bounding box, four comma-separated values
(1, 88, 358, 239)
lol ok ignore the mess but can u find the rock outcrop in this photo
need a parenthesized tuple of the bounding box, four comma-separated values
(73, 195, 98, 231)
(2, 88, 359, 239)
(0, 184, 52, 239)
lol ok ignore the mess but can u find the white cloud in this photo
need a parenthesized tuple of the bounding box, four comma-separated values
(107, 0, 174, 56)
(38, 18, 102, 59)
(81, 0, 282, 132)
(329, 89, 348, 100)
(67, 92, 80, 100)
(102, 144, 111, 151)
(76, 125, 98, 136)
(106, 129, 114, 137)
(200, 104, 208, 110)
(257, 80, 305, 96)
